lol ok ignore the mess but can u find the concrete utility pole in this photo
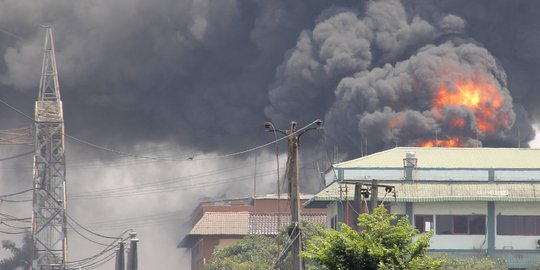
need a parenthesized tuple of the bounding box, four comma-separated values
(265, 120, 323, 270)
(115, 241, 125, 270)
(127, 232, 138, 270)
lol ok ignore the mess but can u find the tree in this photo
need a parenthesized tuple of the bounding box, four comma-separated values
(204, 235, 279, 270)
(303, 206, 443, 270)
(204, 221, 324, 270)
(0, 232, 32, 270)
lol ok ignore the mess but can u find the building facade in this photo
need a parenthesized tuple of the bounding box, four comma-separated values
(179, 194, 327, 270)
(305, 147, 540, 269)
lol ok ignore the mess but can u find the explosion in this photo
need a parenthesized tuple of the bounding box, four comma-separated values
(419, 74, 512, 148)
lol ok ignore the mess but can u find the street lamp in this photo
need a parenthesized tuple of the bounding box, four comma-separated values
(264, 122, 282, 231)
(265, 119, 323, 270)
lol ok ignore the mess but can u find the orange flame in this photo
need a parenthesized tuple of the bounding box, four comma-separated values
(433, 79, 505, 134)
(421, 137, 462, 148)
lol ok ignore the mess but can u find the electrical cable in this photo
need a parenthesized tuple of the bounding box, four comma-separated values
(0, 150, 34, 162)
(66, 220, 112, 247)
(270, 223, 299, 269)
(0, 212, 31, 222)
(73, 213, 184, 231)
(68, 162, 268, 196)
(0, 96, 323, 163)
(0, 28, 25, 41)
(82, 251, 118, 270)
(67, 214, 130, 240)
(66, 234, 130, 268)
(70, 168, 275, 197)
(0, 221, 30, 230)
(68, 171, 274, 200)
(0, 189, 33, 198)
(66, 245, 118, 268)
(0, 198, 32, 203)
(0, 229, 29, 235)
(0, 98, 34, 122)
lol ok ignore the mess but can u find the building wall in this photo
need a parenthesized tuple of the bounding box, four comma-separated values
(193, 235, 243, 270)
(413, 202, 487, 215)
(388, 202, 406, 215)
(386, 201, 540, 251)
(216, 238, 240, 250)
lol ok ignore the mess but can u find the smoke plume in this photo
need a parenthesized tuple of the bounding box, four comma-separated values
(0, 0, 540, 269)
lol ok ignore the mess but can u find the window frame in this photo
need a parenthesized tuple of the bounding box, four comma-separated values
(436, 215, 486, 235)
(496, 215, 540, 236)
(414, 215, 434, 232)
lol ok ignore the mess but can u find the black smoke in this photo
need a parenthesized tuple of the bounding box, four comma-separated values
(1, 0, 540, 269)
(0, 0, 537, 158)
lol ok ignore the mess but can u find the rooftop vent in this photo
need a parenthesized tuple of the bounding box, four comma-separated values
(403, 151, 417, 168)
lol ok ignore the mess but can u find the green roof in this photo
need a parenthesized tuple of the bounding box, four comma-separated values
(335, 147, 540, 169)
(307, 182, 540, 205)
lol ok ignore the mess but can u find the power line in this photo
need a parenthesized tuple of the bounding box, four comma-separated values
(0, 150, 34, 162)
(68, 175, 260, 200)
(66, 238, 123, 268)
(0, 229, 29, 235)
(0, 221, 31, 230)
(0, 188, 32, 198)
(69, 167, 275, 198)
(67, 214, 129, 240)
(0, 96, 323, 163)
(71, 213, 184, 231)
(0, 28, 25, 41)
(66, 221, 113, 247)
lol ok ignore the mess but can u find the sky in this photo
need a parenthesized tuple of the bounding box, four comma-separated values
(0, 0, 540, 269)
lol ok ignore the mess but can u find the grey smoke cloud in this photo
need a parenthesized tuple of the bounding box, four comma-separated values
(0, 0, 540, 269)
(267, 0, 536, 155)
(325, 41, 517, 150)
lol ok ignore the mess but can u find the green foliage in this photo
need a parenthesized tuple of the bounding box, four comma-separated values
(438, 255, 506, 270)
(204, 221, 324, 270)
(205, 235, 279, 270)
(303, 206, 443, 270)
(0, 232, 32, 270)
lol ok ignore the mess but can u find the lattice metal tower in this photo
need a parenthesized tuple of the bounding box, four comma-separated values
(32, 26, 67, 270)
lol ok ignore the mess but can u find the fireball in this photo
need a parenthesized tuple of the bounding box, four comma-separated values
(433, 78, 505, 134)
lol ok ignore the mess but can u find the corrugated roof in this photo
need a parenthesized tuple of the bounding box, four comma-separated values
(249, 213, 327, 235)
(335, 147, 540, 169)
(188, 212, 327, 236)
(308, 182, 540, 204)
(189, 212, 249, 235)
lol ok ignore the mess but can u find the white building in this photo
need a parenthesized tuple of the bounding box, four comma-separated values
(305, 147, 540, 269)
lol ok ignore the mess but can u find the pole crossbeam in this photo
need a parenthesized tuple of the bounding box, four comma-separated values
(32, 26, 67, 270)
(0, 127, 33, 145)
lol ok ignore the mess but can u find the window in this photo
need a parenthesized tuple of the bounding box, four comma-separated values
(414, 215, 434, 232)
(436, 215, 486, 235)
(497, 215, 540, 235)
(330, 215, 338, 230)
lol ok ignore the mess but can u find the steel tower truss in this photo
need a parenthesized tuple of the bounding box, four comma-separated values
(32, 27, 67, 270)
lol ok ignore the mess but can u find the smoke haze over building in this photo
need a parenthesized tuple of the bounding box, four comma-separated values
(0, 0, 540, 269)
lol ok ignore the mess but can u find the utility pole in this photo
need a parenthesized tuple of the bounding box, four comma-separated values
(32, 26, 67, 270)
(115, 241, 125, 270)
(127, 232, 138, 270)
(286, 121, 301, 270)
(265, 120, 323, 270)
